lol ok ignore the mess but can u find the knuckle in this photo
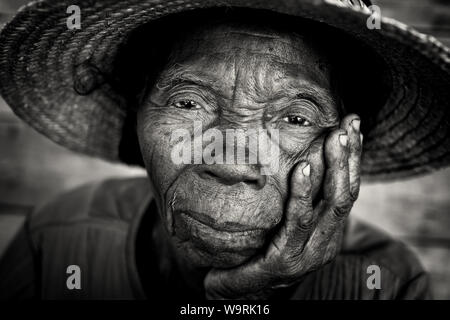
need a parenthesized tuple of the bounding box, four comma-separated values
(349, 187, 360, 202)
(296, 210, 314, 232)
(280, 256, 301, 278)
(300, 249, 323, 273)
(331, 202, 352, 219)
(352, 140, 363, 154)
(293, 193, 311, 205)
(273, 250, 304, 279)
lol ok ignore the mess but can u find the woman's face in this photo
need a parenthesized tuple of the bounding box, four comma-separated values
(137, 22, 340, 268)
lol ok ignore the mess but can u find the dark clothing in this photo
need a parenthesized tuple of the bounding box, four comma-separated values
(0, 177, 430, 300)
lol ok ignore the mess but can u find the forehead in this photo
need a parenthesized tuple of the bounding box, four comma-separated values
(161, 22, 334, 92)
(174, 23, 329, 60)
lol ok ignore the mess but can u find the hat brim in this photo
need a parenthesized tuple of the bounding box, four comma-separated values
(0, 0, 449, 182)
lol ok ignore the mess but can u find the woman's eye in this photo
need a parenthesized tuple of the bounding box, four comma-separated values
(283, 115, 312, 127)
(171, 99, 201, 110)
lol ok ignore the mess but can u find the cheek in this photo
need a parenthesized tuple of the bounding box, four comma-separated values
(277, 135, 325, 200)
(136, 112, 186, 200)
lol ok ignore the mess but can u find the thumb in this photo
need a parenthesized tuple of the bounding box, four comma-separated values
(204, 258, 271, 299)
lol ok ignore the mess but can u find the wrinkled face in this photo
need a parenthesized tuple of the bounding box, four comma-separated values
(137, 22, 340, 268)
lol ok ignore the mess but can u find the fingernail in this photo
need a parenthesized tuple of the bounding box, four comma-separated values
(352, 119, 361, 132)
(339, 134, 348, 147)
(302, 164, 311, 177)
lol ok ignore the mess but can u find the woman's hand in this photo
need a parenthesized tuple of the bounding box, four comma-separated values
(204, 114, 363, 299)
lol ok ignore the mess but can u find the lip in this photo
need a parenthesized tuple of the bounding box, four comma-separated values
(173, 210, 267, 254)
(177, 209, 265, 234)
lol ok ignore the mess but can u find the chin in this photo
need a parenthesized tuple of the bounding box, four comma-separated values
(171, 210, 268, 268)
(176, 241, 258, 269)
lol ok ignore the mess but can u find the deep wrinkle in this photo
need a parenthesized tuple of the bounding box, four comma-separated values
(136, 21, 339, 272)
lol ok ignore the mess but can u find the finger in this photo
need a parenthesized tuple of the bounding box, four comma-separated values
(205, 259, 266, 299)
(340, 114, 362, 201)
(205, 251, 290, 299)
(296, 125, 354, 271)
(323, 128, 351, 223)
(303, 215, 345, 268)
(284, 161, 316, 248)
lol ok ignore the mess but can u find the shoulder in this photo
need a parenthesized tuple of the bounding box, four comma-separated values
(294, 217, 430, 300)
(28, 176, 152, 231)
(341, 217, 430, 299)
(342, 217, 425, 280)
(24, 176, 152, 299)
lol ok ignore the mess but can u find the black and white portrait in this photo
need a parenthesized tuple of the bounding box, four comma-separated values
(0, 0, 449, 303)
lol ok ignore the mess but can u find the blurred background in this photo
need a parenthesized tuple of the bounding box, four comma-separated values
(0, 0, 449, 299)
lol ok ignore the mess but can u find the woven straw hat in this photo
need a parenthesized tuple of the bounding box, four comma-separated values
(0, 0, 449, 181)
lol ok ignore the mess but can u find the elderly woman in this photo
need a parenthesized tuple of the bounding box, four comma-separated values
(0, 0, 449, 300)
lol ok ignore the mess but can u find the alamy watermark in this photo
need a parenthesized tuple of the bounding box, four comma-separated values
(66, 5, 81, 30)
(366, 264, 381, 290)
(170, 121, 280, 175)
(65, 3, 382, 31)
(366, 5, 382, 30)
(66, 265, 81, 290)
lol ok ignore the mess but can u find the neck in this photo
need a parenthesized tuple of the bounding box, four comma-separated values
(136, 200, 208, 299)
(154, 215, 209, 296)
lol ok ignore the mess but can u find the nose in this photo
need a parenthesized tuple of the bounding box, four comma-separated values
(197, 164, 266, 190)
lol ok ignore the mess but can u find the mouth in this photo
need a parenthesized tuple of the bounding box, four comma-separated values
(180, 209, 265, 234)
(173, 209, 267, 255)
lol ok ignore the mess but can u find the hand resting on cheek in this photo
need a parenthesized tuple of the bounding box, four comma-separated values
(205, 114, 363, 299)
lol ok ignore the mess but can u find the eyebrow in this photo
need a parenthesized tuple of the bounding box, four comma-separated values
(155, 65, 223, 95)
